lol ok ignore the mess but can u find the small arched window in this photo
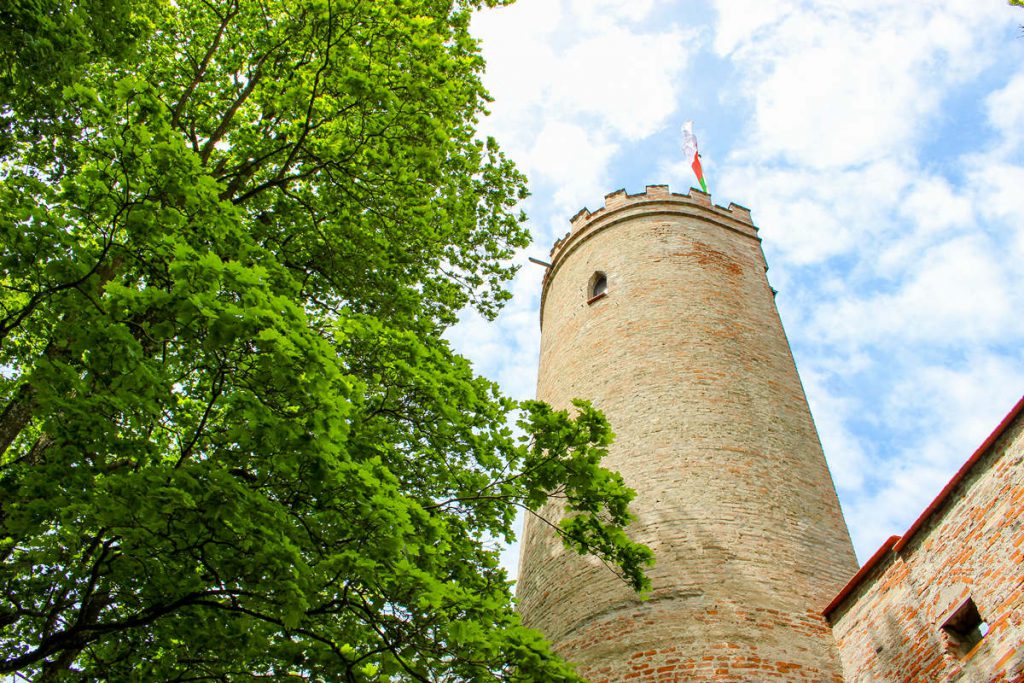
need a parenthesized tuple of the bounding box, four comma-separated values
(588, 271, 608, 302)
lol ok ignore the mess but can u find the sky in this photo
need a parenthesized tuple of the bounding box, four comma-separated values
(449, 0, 1024, 577)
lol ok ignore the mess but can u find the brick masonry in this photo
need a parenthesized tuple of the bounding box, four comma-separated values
(517, 185, 859, 682)
(826, 398, 1024, 683)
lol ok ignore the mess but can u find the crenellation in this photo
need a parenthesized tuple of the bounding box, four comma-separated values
(569, 207, 591, 232)
(550, 230, 571, 258)
(560, 186, 757, 255)
(604, 188, 628, 208)
(728, 202, 753, 224)
(689, 186, 713, 206)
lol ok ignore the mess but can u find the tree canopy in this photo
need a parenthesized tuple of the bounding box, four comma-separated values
(0, 0, 651, 680)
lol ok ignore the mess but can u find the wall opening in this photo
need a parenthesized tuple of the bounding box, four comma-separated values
(942, 597, 988, 655)
(588, 272, 607, 303)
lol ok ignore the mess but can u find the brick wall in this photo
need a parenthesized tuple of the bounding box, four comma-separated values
(517, 186, 858, 681)
(827, 400, 1024, 683)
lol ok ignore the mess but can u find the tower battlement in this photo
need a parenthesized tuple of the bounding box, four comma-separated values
(541, 184, 757, 329)
(551, 184, 754, 264)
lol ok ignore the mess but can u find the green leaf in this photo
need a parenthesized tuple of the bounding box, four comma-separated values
(0, 0, 644, 680)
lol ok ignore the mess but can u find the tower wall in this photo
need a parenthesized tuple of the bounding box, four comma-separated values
(517, 186, 858, 682)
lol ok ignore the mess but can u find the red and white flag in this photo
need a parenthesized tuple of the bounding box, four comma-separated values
(682, 121, 708, 193)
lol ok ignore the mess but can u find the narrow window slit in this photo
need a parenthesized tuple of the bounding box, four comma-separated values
(588, 272, 607, 304)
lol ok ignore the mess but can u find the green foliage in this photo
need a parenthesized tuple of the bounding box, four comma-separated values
(0, 0, 650, 679)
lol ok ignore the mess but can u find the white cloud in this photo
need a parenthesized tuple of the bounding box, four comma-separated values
(526, 122, 615, 182)
(522, 121, 619, 219)
(801, 369, 871, 494)
(749, 30, 933, 167)
(553, 27, 692, 140)
(885, 357, 1024, 450)
(987, 71, 1024, 152)
(972, 161, 1024, 223)
(711, 0, 794, 57)
(715, 0, 1011, 168)
(844, 455, 949, 560)
(568, 0, 657, 28)
(970, 161, 1024, 265)
(719, 160, 912, 266)
(896, 177, 973, 236)
(472, 0, 695, 201)
(810, 235, 1020, 349)
(843, 355, 1024, 559)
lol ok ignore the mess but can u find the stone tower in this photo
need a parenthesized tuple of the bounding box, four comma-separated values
(517, 185, 858, 682)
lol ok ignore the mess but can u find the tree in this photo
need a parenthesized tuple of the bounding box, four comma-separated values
(0, 0, 652, 680)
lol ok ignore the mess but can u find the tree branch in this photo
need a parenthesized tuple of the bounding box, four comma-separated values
(171, 0, 240, 128)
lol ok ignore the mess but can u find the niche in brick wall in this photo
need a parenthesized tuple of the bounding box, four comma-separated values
(942, 597, 989, 656)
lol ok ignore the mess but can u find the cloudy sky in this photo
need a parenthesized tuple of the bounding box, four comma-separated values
(450, 0, 1024, 575)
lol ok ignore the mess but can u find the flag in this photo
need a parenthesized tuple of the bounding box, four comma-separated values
(681, 121, 707, 193)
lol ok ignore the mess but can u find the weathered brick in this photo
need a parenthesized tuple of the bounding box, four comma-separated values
(827, 400, 1024, 683)
(516, 186, 856, 681)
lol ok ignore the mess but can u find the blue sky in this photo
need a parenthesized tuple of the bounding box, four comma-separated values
(450, 0, 1024, 576)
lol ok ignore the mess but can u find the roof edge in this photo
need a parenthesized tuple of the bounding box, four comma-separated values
(823, 393, 1024, 619)
(892, 394, 1024, 552)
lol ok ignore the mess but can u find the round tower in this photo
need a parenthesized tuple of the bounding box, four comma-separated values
(517, 185, 858, 682)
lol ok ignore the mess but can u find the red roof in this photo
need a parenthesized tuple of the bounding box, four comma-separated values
(823, 394, 1024, 619)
